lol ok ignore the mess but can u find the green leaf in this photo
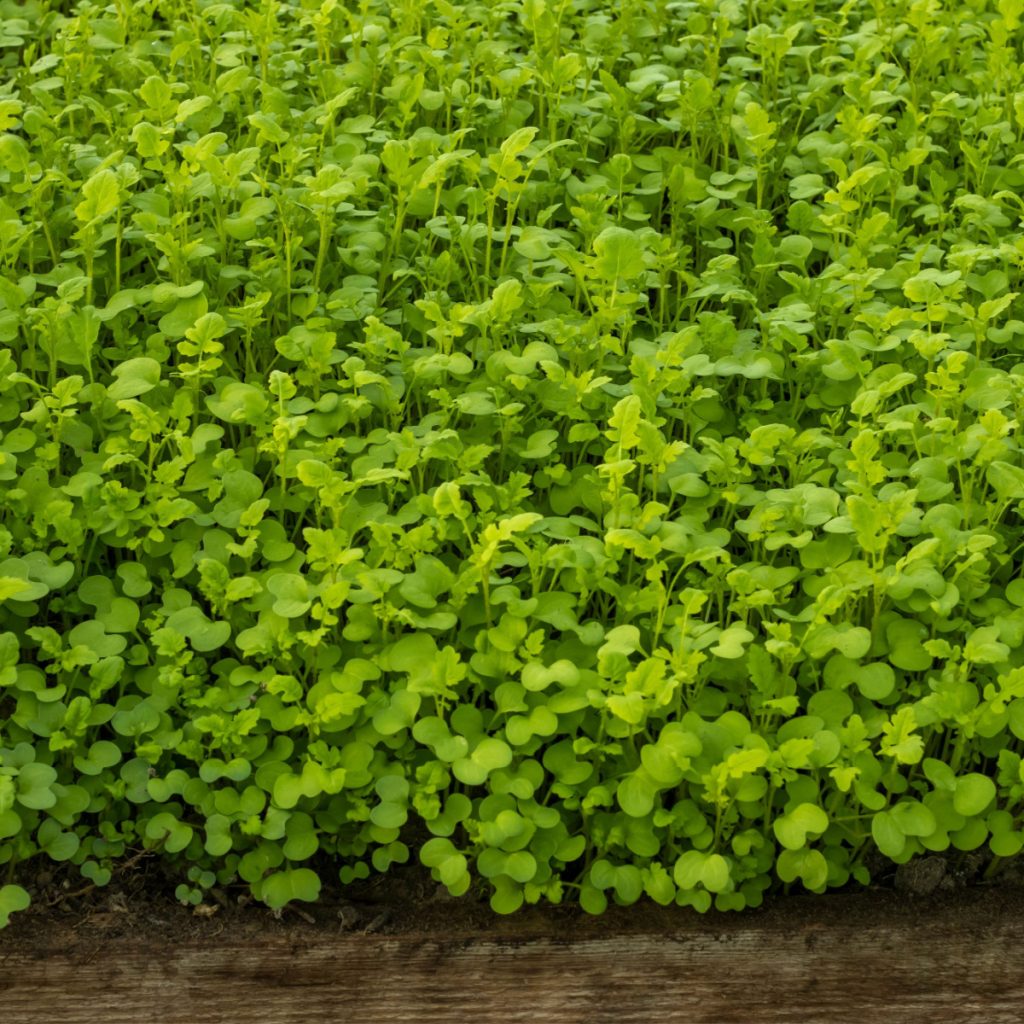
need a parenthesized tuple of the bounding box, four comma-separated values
(267, 574, 312, 618)
(773, 803, 829, 850)
(39, 821, 79, 861)
(871, 811, 906, 858)
(452, 737, 513, 785)
(261, 868, 322, 908)
(789, 173, 825, 199)
(606, 395, 642, 449)
(673, 851, 731, 893)
(370, 801, 408, 829)
(398, 556, 455, 609)
(701, 854, 731, 893)
(373, 690, 420, 736)
(16, 762, 58, 810)
(856, 663, 896, 700)
(805, 623, 871, 660)
(158, 294, 208, 337)
(145, 811, 194, 853)
(490, 876, 525, 914)
(0, 577, 33, 602)
(776, 848, 827, 890)
(248, 111, 290, 144)
(0, 810, 22, 840)
(206, 382, 269, 424)
(711, 624, 754, 659)
(987, 461, 1024, 500)
(73, 740, 122, 776)
(953, 774, 997, 816)
(0, 885, 30, 928)
(164, 607, 231, 652)
(593, 227, 646, 281)
(890, 800, 937, 838)
(617, 770, 658, 817)
(108, 357, 161, 400)
(75, 169, 120, 223)
(880, 707, 924, 765)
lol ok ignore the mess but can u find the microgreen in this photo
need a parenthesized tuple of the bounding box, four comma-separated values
(1, 0, 1024, 928)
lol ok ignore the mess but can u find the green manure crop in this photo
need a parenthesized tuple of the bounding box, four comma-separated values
(2, 0, 1024, 925)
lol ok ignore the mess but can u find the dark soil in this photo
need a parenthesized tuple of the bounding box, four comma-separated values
(4, 848, 1024, 955)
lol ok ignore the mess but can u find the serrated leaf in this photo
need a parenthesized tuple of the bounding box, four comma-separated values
(75, 169, 120, 223)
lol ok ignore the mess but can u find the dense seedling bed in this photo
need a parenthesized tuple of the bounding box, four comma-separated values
(3, 0, 1024, 927)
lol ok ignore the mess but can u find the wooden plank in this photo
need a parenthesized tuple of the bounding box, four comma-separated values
(2, 900, 1023, 1024)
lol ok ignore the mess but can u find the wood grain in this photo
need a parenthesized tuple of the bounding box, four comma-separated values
(2, 910, 1022, 1024)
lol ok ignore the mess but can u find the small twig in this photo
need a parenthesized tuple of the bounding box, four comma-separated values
(44, 849, 154, 908)
(45, 883, 95, 908)
(117, 848, 155, 874)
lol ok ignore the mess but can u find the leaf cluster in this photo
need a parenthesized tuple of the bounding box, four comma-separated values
(3, 0, 1024, 923)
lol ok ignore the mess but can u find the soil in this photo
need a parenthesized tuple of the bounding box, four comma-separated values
(3, 849, 1024, 954)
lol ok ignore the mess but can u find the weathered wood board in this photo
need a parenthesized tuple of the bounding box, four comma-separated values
(2, 898, 1023, 1024)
